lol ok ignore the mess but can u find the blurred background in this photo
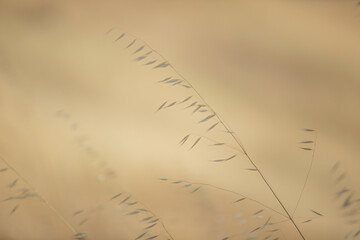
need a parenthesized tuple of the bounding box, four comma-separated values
(0, 0, 360, 239)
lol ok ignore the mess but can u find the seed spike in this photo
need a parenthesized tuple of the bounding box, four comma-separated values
(190, 137, 201, 150)
(199, 113, 216, 123)
(126, 39, 136, 48)
(115, 33, 125, 41)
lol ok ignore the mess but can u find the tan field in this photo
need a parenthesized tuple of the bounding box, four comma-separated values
(0, 1, 360, 239)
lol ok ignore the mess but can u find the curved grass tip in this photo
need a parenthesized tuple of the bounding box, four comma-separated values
(191, 186, 201, 193)
(245, 168, 258, 171)
(303, 128, 316, 132)
(233, 197, 246, 204)
(310, 209, 323, 216)
(73, 232, 88, 239)
(172, 180, 183, 184)
(299, 147, 312, 151)
(110, 193, 122, 200)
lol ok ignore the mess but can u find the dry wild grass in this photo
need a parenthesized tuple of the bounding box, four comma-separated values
(102, 30, 323, 240)
(1, 5, 360, 239)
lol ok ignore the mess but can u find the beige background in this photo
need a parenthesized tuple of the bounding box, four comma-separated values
(0, 0, 360, 239)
